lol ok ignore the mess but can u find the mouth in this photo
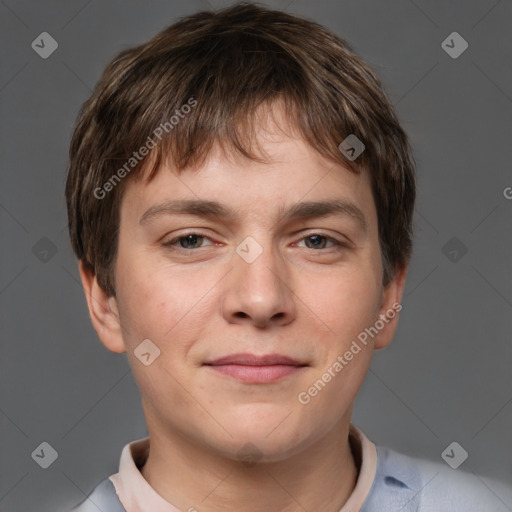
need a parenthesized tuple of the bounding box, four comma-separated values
(203, 353, 308, 383)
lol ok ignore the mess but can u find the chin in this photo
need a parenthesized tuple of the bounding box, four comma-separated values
(212, 421, 313, 464)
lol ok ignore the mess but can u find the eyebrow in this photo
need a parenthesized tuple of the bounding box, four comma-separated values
(139, 198, 368, 232)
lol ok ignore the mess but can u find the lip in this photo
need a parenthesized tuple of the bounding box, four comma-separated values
(204, 353, 308, 383)
(205, 353, 305, 366)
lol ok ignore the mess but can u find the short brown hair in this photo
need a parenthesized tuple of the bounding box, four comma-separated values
(66, 2, 416, 297)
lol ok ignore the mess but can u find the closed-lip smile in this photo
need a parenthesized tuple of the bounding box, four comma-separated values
(204, 353, 308, 383)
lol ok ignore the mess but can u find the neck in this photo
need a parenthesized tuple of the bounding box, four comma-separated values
(140, 420, 359, 512)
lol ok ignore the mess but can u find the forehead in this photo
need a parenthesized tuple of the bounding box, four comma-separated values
(120, 103, 377, 230)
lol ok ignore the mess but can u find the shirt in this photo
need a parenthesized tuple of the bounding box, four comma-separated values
(70, 424, 511, 511)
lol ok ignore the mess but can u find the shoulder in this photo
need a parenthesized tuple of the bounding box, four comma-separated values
(69, 477, 126, 512)
(362, 445, 511, 512)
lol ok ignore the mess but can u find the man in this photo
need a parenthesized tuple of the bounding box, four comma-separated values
(66, 3, 508, 511)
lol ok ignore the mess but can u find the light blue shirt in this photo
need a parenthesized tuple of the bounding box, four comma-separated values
(71, 444, 511, 511)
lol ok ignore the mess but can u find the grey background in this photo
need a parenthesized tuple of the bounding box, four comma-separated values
(1, 0, 511, 511)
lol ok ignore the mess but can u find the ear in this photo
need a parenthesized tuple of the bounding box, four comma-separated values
(78, 260, 126, 354)
(373, 264, 408, 350)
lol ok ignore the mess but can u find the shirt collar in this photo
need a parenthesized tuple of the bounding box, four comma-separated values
(109, 423, 377, 512)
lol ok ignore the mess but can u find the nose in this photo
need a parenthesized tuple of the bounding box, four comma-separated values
(220, 239, 296, 329)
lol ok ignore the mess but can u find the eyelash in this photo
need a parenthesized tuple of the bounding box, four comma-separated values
(162, 231, 348, 253)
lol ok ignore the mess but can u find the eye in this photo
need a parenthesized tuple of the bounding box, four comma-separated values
(162, 232, 348, 253)
(297, 233, 346, 250)
(163, 232, 214, 251)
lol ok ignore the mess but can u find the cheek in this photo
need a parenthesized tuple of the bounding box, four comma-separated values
(297, 274, 379, 417)
(115, 265, 210, 406)
(303, 267, 382, 343)
(115, 252, 214, 355)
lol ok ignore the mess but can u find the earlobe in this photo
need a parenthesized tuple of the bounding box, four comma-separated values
(78, 260, 126, 354)
(373, 265, 408, 350)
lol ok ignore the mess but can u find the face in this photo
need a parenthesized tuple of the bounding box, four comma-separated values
(82, 105, 405, 463)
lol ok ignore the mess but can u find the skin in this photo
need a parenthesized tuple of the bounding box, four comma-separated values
(79, 103, 407, 512)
